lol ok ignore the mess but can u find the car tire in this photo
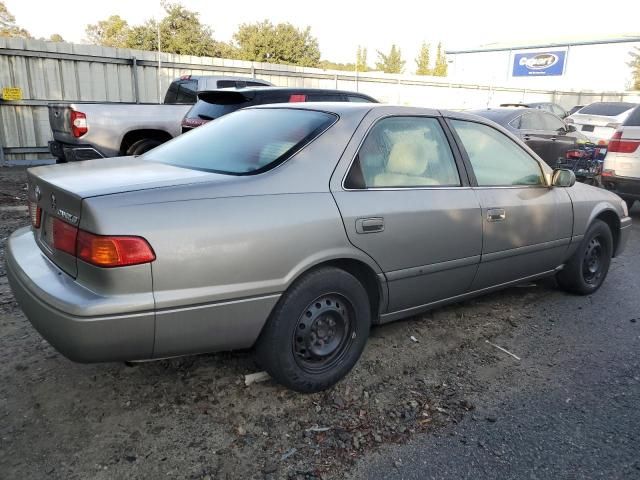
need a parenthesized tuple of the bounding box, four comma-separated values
(556, 219, 613, 295)
(126, 138, 163, 156)
(256, 267, 371, 393)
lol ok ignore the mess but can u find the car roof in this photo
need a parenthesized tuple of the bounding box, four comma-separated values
(198, 86, 375, 96)
(467, 107, 538, 124)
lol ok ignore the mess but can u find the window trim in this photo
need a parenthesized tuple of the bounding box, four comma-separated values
(445, 117, 550, 188)
(341, 114, 471, 191)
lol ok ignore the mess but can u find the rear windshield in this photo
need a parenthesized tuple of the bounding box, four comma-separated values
(185, 99, 249, 121)
(145, 108, 336, 175)
(578, 102, 637, 116)
(623, 106, 640, 126)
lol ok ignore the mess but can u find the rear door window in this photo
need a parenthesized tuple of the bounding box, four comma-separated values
(185, 99, 252, 121)
(520, 112, 546, 131)
(345, 116, 461, 189)
(579, 102, 637, 116)
(540, 112, 566, 131)
(175, 80, 198, 104)
(307, 93, 345, 102)
(145, 108, 336, 175)
(348, 95, 372, 103)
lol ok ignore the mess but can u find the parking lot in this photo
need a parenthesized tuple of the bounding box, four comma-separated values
(1, 166, 638, 480)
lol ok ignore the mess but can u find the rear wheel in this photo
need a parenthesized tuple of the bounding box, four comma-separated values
(556, 219, 613, 295)
(256, 267, 371, 393)
(126, 138, 163, 156)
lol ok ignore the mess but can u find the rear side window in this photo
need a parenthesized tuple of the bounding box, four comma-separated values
(345, 116, 460, 189)
(348, 95, 373, 103)
(165, 80, 198, 104)
(623, 106, 640, 126)
(145, 109, 336, 175)
(451, 120, 544, 187)
(540, 112, 566, 131)
(520, 113, 546, 130)
(185, 99, 251, 121)
(579, 102, 637, 116)
(307, 93, 345, 102)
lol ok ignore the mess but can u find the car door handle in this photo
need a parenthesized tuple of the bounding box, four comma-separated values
(487, 208, 506, 222)
(356, 217, 384, 234)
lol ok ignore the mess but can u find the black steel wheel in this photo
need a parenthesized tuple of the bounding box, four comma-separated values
(256, 267, 371, 393)
(557, 219, 613, 295)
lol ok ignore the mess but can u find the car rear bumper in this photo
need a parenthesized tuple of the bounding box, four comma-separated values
(602, 174, 640, 200)
(6, 227, 279, 363)
(6, 227, 155, 362)
(49, 140, 105, 162)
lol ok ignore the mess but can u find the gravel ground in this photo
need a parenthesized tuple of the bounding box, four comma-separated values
(0, 166, 636, 480)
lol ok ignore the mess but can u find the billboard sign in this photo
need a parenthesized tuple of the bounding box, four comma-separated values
(512, 50, 566, 77)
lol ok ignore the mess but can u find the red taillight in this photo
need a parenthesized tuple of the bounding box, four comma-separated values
(70, 110, 88, 137)
(289, 94, 307, 103)
(51, 218, 155, 267)
(566, 149, 584, 159)
(52, 218, 78, 255)
(28, 201, 42, 228)
(76, 230, 155, 267)
(608, 130, 640, 154)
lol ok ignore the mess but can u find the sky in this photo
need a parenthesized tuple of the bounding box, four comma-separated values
(5, 0, 640, 66)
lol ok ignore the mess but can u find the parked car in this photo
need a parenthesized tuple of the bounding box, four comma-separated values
(8, 104, 631, 392)
(500, 102, 568, 118)
(566, 101, 638, 144)
(601, 105, 640, 210)
(48, 75, 273, 162)
(181, 87, 378, 133)
(470, 107, 588, 167)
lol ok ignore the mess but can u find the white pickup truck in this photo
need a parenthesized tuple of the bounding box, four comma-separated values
(48, 75, 272, 162)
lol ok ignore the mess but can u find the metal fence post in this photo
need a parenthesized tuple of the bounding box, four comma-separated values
(0, 146, 6, 167)
(132, 57, 140, 104)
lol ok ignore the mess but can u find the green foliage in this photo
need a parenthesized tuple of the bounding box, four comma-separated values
(433, 42, 448, 77)
(415, 42, 431, 75)
(49, 33, 64, 42)
(85, 3, 234, 57)
(356, 45, 369, 72)
(629, 47, 640, 90)
(85, 15, 130, 48)
(0, 1, 31, 38)
(375, 44, 405, 74)
(318, 60, 356, 71)
(233, 20, 320, 67)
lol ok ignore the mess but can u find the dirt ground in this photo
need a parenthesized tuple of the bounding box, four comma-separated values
(1, 166, 550, 480)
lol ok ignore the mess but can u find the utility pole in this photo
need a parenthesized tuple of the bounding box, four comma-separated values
(157, 17, 162, 104)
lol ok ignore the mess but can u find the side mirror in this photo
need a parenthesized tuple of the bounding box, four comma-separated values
(566, 124, 577, 133)
(552, 168, 576, 187)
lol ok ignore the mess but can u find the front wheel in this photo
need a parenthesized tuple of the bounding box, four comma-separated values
(256, 267, 371, 393)
(556, 219, 613, 295)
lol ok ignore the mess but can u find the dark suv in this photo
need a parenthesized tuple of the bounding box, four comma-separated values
(181, 87, 377, 133)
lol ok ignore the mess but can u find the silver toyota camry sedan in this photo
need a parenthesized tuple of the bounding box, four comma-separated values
(6, 103, 632, 392)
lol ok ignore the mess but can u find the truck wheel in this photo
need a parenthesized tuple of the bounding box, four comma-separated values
(256, 267, 371, 393)
(126, 138, 163, 156)
(556, 219, 613, 295)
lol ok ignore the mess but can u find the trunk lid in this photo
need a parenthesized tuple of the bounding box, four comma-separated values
(27, 157, 216, 277)
(48, 104, 75, 143)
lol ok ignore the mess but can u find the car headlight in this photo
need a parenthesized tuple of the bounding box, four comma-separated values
(621, 198, 629, 217)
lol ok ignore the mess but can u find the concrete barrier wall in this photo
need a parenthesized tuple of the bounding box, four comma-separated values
(1, 37, 639, 163)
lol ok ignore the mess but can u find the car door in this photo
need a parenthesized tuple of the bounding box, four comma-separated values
(540, 111, 576, 166)
(331, 111, 483, 315)
(448, 118, 573, 290)
(519, 111, 556, 164)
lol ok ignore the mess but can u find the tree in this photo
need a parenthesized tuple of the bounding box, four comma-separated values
(85, 3, 234, 57)
(49, 33, 64, 42)
(433, 42, 448, 77)
(356, 45, 368, 72)
(629, 47, 640, 90)
(318, 59, 356, 71)
(415, 42, 431, 75)
(375, 44, 405, 74)
(233, 20, 320, 67)
(0, 1, 31, 38)
(85, 15, 130, 48)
